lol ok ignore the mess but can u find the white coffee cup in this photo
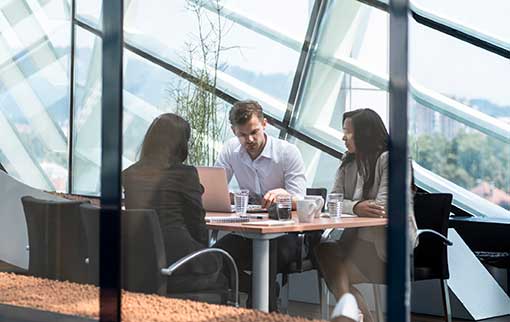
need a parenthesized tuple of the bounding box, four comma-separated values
(304, 195, 325, 218)
(297, 199, 322, 223)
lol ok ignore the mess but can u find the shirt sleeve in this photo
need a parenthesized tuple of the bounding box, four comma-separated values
(283, 144, 307, 198)
(374, 152, 389, 209)
(214, 141, 234, 183)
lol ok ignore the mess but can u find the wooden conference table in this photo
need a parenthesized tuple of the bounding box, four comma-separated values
(206, 212, 387, 312)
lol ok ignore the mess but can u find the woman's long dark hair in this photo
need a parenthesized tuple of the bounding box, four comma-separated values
(341, 109, 388, 199)
(139, 113, 191, 167)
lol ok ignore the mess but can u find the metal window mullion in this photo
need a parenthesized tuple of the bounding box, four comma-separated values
(67, 0, 76, 194)
(281, 0, 328, 140)
(100, 1, 123, 321)
(387, 1, 410, 322)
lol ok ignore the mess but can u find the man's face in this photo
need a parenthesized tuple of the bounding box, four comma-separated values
(232, 115, 267, 158)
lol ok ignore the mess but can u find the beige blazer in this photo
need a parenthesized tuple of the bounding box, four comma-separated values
(332, 151, 418, 260)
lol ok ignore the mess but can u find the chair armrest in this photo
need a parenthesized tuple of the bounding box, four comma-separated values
(160, 248, 239, 307)
(417, 229, 453, 246)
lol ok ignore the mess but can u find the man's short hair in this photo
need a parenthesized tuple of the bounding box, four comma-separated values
(229, 100, 264, 127)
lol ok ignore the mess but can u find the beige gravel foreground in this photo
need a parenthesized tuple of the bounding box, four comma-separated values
(0, 273, 324, 322)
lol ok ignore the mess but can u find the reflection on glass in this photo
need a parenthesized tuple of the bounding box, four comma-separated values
(0, 0, 70, 191)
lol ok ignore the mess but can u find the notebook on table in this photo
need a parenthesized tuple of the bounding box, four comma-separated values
(205, 216, 249, 223)
(241, 219, 295, 226)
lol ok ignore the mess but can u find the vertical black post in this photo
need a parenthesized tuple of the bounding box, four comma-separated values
(67, 0, 76, 194)
(387, 0, 410, 322)
(100, 1, 123, 322)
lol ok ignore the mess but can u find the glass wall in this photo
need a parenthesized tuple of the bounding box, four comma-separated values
(293, 0, 510, 218)
(1, 0, 509, 320)
(124, 0, 314, 120)
(0, 0, 70, 191)
(0, 1, 99, 321)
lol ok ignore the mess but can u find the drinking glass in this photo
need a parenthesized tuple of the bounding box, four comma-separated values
(276, 195, 292, 220)
(234, 189, 249, 215)
(327, 193, 344, 218)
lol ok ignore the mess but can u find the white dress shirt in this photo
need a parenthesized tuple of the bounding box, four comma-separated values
(215, 135, 307, 201)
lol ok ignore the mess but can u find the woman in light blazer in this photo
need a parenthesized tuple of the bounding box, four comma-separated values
(317, 109, 417, 322)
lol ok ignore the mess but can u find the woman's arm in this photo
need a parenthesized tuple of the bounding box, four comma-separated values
(332, 165, 360, 215)
(182, 167, 209, 246)
(353, 153, 388, 217)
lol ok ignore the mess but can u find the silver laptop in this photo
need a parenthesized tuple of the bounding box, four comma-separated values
(197, 166, 233, 212)
(196, 166, 267, 214)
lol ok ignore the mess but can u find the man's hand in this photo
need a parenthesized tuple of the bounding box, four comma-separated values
(353, 200, 385, 217)
(262, 189, 290, 209)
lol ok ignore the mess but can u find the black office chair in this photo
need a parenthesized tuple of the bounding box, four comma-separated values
(413, 193, 454, 322)
(21, 196, 90, 283)
(79, 204, 239, 305)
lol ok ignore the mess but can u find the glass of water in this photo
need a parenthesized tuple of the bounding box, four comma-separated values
(234, 189, 249, 215)
(276, 195, 292, 220)
(327, 193, 344, 218)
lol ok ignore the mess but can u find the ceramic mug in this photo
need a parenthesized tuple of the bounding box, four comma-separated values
(304, 195, 325, 218)
(297, 199, 322, 223)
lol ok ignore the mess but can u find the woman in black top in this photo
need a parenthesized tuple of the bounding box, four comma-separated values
(123, 113, 225, 293)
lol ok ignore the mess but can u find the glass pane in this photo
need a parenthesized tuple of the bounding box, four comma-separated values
(409, 19, 510, 115)
(76, 0, 102, 29)
(72, 26, 102, 195)
(1, 1, 99, 321)
(0, 0, 70, 191)
(409, 14, 510, 218)
(124, 0, 314, 120)
(123, 49, 232, 168)
(293, 0, 388, 151)
(412, 0, 510, 43)
(287, 136, 339, 190)
(410, 100, 510, 218)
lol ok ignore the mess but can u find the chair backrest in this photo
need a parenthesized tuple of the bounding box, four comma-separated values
(21, 196, 89, 283)
(413, 193, 453, 281)
(121, 209, 167, 295)
(79, 205, 167, 294)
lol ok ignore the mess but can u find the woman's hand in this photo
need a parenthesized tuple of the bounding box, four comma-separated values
(353, 200, 385, 217)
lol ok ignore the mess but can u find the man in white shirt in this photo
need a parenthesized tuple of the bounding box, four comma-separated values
(214, 100, 307, 311)
(215, 100, 306, 208)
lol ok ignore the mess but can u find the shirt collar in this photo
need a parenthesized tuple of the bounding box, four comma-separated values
(258, 134, 273, 160)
